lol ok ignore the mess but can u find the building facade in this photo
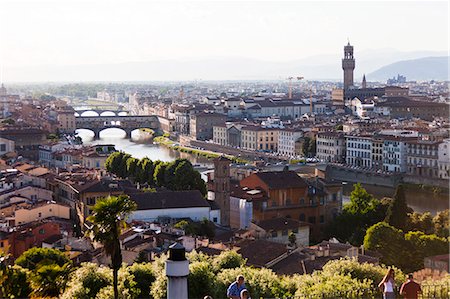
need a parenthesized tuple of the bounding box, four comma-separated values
(278, 128, 304, 158)
(189, 112, 227, 141)
(438, 139, 450, 179)
(345, 135, 373, 168)
(316, 132, 345, 163)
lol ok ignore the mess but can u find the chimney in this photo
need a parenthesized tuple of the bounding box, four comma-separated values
(165, 242, 189, 299)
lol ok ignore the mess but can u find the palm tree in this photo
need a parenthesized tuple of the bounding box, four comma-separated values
(87, 195, 137, 299)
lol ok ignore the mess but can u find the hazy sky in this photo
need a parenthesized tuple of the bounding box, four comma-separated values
(0, 0, 448, 68)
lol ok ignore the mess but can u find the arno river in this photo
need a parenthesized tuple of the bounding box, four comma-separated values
(76, 128, 213, 167)
(76, 128, 448, 215)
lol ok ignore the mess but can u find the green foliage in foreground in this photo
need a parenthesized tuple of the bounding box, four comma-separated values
(364, 222, 449, 273)
(4, 249, 449, 299)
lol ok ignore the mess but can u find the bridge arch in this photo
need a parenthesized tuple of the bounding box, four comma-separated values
(80, 110, 100, 117)
(100, 111, 117, 116)
(75, 115, 160, 139)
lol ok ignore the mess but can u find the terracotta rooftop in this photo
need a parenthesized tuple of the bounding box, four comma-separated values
(252, 171, 308, 189)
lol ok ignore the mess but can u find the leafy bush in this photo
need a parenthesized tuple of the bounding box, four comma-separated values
(15, 247, 71, 271)
(0, 265, 31, 299)
(188, 261, 216, 298)
(126, 263, 155, 298)
(295, 271, 376, 299)
(215, 267, 293, 299)
(212, 250, 246, 272)
(321, 258, 406, 288)
(61, 263, 111, 299)
(421, 274, 450, 299)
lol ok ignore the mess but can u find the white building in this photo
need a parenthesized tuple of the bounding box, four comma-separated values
(438, 139, 450, 179)
(382, 138, 408, 173)
(350, 97, 375, 119)
(130, 191, 220, 224)
(316, 132, 345, 163)
(345, 135, 373, 168)
(278, 128, 304, 158)
(230, 196, 253, 229)
(0, 137, 14, 155)
(225, 98, 243, 117)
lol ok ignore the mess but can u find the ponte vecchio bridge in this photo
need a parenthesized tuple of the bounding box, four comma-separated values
(75, 115, 160, 138)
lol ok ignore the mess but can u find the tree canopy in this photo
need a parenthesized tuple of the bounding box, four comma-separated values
(105, 153, 207, 196)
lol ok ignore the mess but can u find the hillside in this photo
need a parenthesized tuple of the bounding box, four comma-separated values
(368, 56, 449, 81)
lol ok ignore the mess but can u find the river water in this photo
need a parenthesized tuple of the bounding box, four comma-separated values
(76, 128, 213, 167)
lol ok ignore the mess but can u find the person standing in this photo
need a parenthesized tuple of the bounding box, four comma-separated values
(227, 275, 246, 299)
(400, 274, 422, 299)
(378, 269, 396, 299)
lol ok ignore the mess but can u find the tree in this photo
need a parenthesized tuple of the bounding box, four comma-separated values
(188, 261, 216, 299)
(385, 185, 408, 230)
(153, 162, 168, 187)
(134, 251, 149, 263)
(213, 250, 246, 272)
(1, 252, 31, 299)
(105, 152, 128, 177)
(61, 263, 111, 299)
(404, 231, 448, 272)
(87, 195, 137, 299)
(119, 154, 132, 178)
(326, 183, 383, 245)
(28, 263, 71, 298)
(15, 247, 71, 271)
(126, 263, 155, 298)
(433, 209, 449, 238)
(363, 222, 408, 269)
(136, 158, 155, 185)
(126, 157, 139, 180)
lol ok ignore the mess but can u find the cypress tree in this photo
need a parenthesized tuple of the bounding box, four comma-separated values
(386, 184, 408, 230)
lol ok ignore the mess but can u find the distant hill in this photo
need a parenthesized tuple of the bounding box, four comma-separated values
(368, 56, 449, 81)
(3, 50, 448, 82)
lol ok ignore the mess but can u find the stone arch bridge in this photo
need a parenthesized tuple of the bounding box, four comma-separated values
(75, 115, 160, 138)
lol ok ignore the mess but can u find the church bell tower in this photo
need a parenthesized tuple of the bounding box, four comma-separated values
(342, 41, 355, 90)
(213, 156, 231, 227)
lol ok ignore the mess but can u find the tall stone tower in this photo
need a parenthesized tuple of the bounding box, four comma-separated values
(342, 42, 355, 90)
(213, 156, 231, 226)
(362, 74, 367, 89)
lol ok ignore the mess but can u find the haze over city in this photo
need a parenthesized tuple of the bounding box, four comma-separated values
(0, 0, 448, 81)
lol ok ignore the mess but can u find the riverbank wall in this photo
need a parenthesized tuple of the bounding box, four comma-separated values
(322, 164, 449, 190)
(323, 165, 402, 187)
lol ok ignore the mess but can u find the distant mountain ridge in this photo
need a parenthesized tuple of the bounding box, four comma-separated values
(368, 56, 449, 81)
(3, 50, 448, 82)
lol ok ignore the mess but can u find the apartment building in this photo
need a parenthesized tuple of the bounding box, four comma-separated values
(382, 138, 409, 173)
(371, 137, 384, 170)
(190, 112, 227, 141)
(438, 139, 450, 179)
(316, 132, 345, 163)
(406, 140, 441, 178)
(345, 135, 373, 168)
(278, 128, 304, 158)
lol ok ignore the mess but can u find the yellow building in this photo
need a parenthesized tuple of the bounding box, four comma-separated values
(14, 202, 70, 226)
